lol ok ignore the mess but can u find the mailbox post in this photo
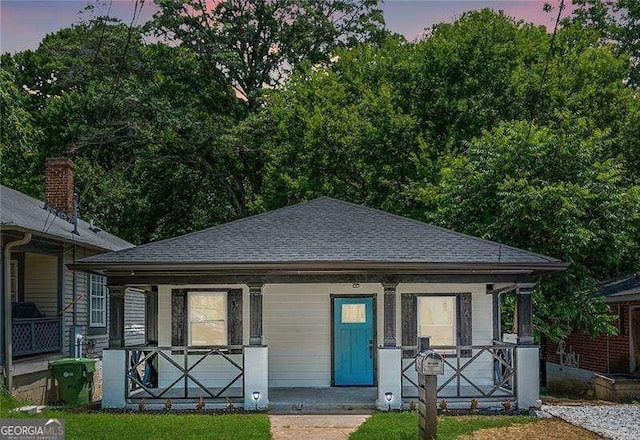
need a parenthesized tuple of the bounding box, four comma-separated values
(415, 337, 444, 440)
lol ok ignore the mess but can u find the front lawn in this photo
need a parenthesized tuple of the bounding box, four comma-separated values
(349, 411, 537, 440)
(0, 394, 271, 440)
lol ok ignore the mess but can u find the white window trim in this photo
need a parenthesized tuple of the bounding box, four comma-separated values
(417, 295, 457, 350)
(187, 291, 228, 346)
(89, 273, 107, 327)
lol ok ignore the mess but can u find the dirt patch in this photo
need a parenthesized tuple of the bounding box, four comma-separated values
(460, 418, 603, 439)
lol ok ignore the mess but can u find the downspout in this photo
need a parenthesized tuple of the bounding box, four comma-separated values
(3, 232, 32, 394)
(72, 244, 77, 327)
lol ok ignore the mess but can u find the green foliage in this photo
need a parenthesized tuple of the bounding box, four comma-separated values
(150, 0, 386, 110)
(2, 6, 639, 340)
(349, 412, 535, 440)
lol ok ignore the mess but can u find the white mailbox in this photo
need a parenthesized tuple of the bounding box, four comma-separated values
(415, 349, 445, 376)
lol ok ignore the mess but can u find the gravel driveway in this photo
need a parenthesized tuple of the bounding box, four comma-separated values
(541, 404, 640, 440)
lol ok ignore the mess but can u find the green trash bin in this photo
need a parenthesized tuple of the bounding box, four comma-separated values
(50, 358, 96, 406)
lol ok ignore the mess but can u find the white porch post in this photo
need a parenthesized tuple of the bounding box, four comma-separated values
(376, 347, 402, 410)
(515, 283, 541, 409)
(102, 349, 126, 408)
(516, 345, 540, 409)
(244, 345, 269, 410)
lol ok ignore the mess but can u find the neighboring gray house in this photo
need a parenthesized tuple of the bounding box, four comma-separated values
(76, 197, 568, 411)
(0, 158, 145, 403)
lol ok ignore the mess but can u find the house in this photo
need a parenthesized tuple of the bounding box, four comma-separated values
(546, 273, 640, 401)
(73, 197, 567, 411)
(0, 158, 145, 403)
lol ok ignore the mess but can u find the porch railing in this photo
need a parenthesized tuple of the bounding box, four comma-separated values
(12, 317, 62, 357)
(401, 342, 516, 400)
(124, 346, 244, 402)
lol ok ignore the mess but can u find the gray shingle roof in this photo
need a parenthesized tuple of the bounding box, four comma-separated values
(77, 197, 562, 267)
(596, 273, 640, 298)
(1, 184, 133, 252)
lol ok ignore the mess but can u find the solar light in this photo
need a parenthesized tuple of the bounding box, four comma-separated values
(385, 392, 393, 411)
(252, 391, 261, 411)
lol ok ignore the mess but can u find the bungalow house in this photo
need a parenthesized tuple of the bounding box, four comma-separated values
(73, 197, 568, 411)
(546, 273, 640, 401)
(1, 158, 145, 403)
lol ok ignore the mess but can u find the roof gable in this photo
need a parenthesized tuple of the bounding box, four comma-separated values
(77, 197, 562, 266)
(1, 184, 133, 252)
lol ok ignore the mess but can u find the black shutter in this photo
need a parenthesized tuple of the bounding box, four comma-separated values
(227, 288, 243, 346)
(401, 293, 417, 358)
(171, 289, 187, 346)
(458, 293, 472, 357)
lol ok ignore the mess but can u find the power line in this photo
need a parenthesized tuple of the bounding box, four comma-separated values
(523, 0, 566, 146)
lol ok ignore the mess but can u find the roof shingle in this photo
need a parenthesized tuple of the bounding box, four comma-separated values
(77, 197, 561, 266)
(1, 184, 133, 252)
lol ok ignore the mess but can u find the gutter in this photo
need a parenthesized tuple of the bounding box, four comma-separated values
(68, 260, 570, 274)
(3, 232, 32, 393)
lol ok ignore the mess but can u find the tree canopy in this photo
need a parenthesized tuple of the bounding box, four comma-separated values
(2, 2, 639, 342)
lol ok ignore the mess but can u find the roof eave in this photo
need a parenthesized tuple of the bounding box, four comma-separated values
(69, 260, 569, 275)
(1, 224, 128, 253)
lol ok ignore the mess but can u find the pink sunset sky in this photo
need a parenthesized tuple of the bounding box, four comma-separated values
(0, 1, 573, 54)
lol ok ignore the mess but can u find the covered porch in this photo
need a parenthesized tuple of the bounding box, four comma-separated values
(3, 238, 65, 361)
(101, 276, 540, 411)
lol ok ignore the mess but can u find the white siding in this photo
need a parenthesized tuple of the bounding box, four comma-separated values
(263, 283, 383, 387)
(157, 284, 249, 388)
(23, 252, 58, 316)
(124, 288, 146, 346)
(398, 283, 494, 389)
(155, 282, 495, 389)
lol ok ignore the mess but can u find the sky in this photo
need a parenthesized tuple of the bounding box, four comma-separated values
(0, 1, 572, 54)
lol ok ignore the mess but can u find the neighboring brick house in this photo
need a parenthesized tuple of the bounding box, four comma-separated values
(546, 273, 640, 388)
(1, 158, 146, 403)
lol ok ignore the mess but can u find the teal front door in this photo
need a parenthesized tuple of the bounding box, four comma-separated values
(333, 297, 374, 386)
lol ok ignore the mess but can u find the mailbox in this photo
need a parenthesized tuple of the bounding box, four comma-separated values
(415, 349, 444, 376)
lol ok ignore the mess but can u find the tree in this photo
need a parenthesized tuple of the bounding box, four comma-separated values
(0, 67, 42, 195)
(150, 0, 386, 110)
(570, 0, 640, 87)
(431, 120, 640, 341)
(259, 36, 424, 215)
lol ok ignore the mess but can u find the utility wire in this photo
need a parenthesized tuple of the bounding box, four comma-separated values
(523, 0, 566, 147)
(77, 0, 146, 209)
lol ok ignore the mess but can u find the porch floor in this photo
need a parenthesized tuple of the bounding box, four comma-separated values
(269, 387, 377, 414)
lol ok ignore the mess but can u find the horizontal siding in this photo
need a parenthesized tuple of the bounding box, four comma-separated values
(398, 283, 495, 390)
(263, 283, 383, 387)
(124, 289, 146, 346)
(62, 246, 110, 357)
(154, 282, 495, 389)
(23, 252, 58, 316)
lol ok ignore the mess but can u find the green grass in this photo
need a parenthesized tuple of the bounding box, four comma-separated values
(349, 411, 537, 440)
(0, 394, 271, 440)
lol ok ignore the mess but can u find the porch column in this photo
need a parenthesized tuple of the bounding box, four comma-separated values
(383, 282, 398, 347)
(248, 284, 263, 346)
(102, 349, 126, 408)
(516, 283, 535, 345)
(108, 287, 125, 349)
(376, 347, 402, 411)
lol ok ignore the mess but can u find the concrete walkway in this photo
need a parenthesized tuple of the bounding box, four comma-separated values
(269, 414, 370, 440)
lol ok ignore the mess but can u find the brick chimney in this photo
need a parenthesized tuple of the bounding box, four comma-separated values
(45, 157, 75, 220)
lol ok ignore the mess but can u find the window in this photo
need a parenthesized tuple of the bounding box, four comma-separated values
(89, 274, 107, 327)
(418, 296, 456, 347)
(188, 292, 227, 346)
(341, 304, 366, 323)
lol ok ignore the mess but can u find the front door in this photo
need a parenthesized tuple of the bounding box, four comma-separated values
(333, 297, 374, 386)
